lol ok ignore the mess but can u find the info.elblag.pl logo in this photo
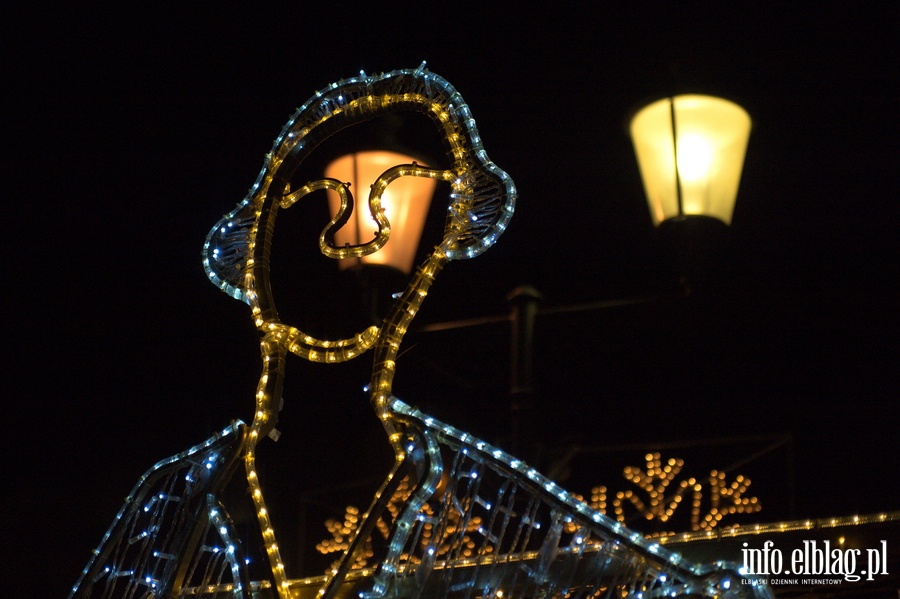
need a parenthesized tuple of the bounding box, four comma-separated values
(741, 539, 889, 583)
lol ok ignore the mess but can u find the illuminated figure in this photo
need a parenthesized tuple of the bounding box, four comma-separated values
(70, 64, 772, 598)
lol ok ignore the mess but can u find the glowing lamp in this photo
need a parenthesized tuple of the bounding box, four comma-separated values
(325, 150, 437, 275)
(630, 95, 751, 226)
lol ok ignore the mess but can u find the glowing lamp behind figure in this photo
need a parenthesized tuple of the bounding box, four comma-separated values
(325, 150, 437, 275)
(630, 95, 752, 226)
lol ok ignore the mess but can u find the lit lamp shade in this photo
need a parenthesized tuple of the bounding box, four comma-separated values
(324, 150, 437, 274)
(630, 95, 751, 226)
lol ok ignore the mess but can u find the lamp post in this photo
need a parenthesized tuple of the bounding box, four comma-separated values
(321, 115, 442, 324)
(630, 94, 752, 293)
(324, 150, 437, 275)
(630, 94, 752, 226)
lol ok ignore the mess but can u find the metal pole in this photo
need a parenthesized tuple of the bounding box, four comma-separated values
(506, 285, 543, 455)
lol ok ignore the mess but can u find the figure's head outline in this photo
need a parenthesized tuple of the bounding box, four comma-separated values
(202, 63, 517, 361)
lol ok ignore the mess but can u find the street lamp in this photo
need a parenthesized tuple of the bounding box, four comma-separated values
(630, 94, 752, 226)
(318, 111, 444, 324)
(324, 149, 438, 275)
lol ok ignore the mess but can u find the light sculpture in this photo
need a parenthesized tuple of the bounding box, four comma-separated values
(70, 64, 772, 599)
(630, 94, 752, 226)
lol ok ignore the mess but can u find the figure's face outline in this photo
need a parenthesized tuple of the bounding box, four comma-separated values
(202, 65, 517, 363)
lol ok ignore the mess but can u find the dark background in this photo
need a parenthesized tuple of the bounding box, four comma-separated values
(4, 3, 897, 596)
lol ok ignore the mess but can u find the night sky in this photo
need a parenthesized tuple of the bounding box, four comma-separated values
(4, 4, 898, 596)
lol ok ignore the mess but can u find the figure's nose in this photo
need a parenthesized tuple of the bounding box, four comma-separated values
(324, 151, 439, 275)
